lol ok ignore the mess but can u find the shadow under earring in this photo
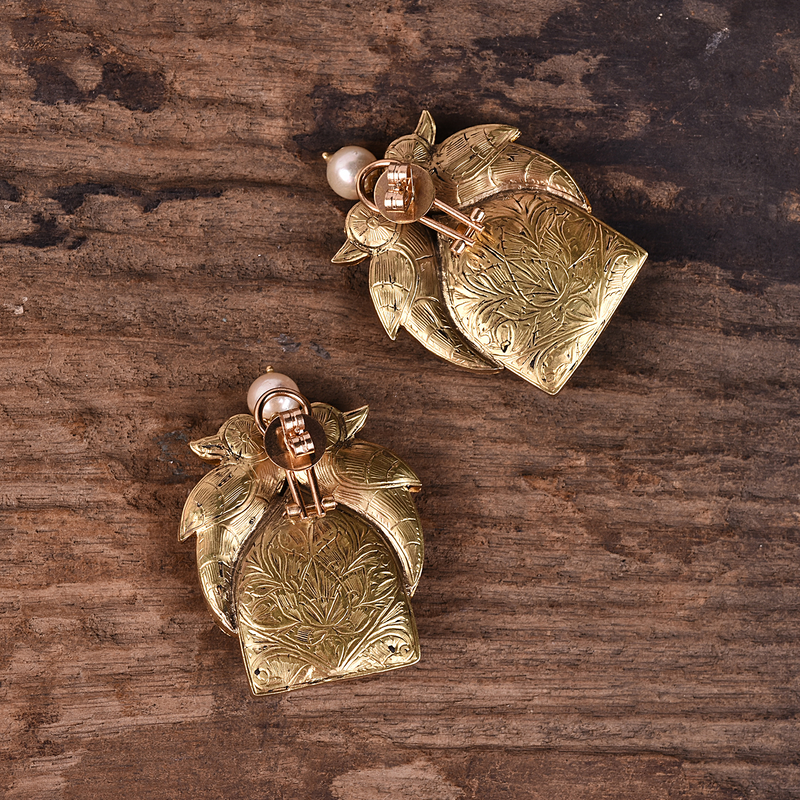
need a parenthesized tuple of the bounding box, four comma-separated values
(180, 370, 424, 695)
(326, 110, 648, 394)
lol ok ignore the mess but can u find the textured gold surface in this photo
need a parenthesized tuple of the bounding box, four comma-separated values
(179, 415, 281, 636)
(441, 192, 648, 394)
(180, 400, 424, 693)
(306, 402, 425, 592)
(334, 204, 498, 371)
(431, 131, 591, 212)
(333, 111, 648, 392)
(235, 503, 419, 695)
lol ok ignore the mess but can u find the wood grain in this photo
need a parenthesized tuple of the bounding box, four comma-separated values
(1, 1, 799, 798)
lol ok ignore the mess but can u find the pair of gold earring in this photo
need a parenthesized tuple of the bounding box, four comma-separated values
(180, 111, 648, 696)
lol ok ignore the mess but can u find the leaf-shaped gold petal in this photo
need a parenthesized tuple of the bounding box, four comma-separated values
(342, 405, 369, 440)
(429, 124, 520, 207)
(179, 463, 255, 540)
(369, 247, 417, 339)
(311, 438, 424, 593)
(180, 414, 282, 634)
(370, 224, 500, 371)
(327, 440, 421, 490)
(414, 110, 436, 146)
(486, 143, 591, 211)
(332, 239, 369, 264)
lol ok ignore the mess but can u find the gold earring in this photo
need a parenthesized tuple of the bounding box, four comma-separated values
(326, 110, 648, 394)
(180, 369, 423, 695)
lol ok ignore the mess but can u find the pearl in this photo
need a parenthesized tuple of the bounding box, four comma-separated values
(247, 371, 301, 422)
(325, 146, 376, 200)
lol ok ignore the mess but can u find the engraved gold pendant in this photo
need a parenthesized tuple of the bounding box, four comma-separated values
(327, 111, 648, 394)
(179, 370, 424, 695)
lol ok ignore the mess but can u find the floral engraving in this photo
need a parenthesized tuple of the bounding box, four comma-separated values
(236, 506, 419, 695)
(443, 191, 647, 393)
(333, 112, 648, 391)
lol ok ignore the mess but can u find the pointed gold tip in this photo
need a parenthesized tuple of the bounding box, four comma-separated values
(189, 433, 227, 461)
(343, 405, 370, 438)
(415, 110, 436, 145)
(322, 152, 331, 162)
(332, 240, 369, 264)
(265, 365, 274, 373)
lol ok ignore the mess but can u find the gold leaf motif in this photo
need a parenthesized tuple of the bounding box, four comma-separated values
(179, 415, 282, 635)
(335, 113, 646, 389)
(487, 143, 591, 212)
(365, 222, 500, 371)
(181, 402, 425, 693)
(429, 123, 520, 207)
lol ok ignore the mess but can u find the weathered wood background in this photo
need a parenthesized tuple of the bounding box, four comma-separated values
(1, 1, 799, 798)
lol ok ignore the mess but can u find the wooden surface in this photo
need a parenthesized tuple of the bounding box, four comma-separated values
(1, 1, 799, 798)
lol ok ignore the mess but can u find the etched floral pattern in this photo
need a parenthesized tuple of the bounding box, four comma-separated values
(442, 191, 647, 393)
(235, 506, 419, 695)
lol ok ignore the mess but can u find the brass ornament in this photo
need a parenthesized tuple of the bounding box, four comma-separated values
(332, 111, 648, 394)
(179, 373, 424, 695)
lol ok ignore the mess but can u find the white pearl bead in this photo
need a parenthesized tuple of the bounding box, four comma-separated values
(247, 372, 301, 422)
(326, 146, 376, 200)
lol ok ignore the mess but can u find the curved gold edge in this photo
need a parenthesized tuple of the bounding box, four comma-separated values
(367, 224, 502, 372)
(332, 239, 369, 264)
(180, 415, 285, 635)
(438, 191, 648, 393)
(390, 305, 504, 372)
(204, 594, 239, 638)
(415, 109, 436, 146)
(228, 484, 423, 599)
(231, 502, 421, 696)
(429, 127, 591, 212)
(456, 176, 592, 215)
(302, 430, 425, 593)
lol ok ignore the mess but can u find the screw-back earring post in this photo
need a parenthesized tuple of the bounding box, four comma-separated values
(356, 159, 485, 255)
(180, 371, 425, 695)
(254, 386, 335, 519)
